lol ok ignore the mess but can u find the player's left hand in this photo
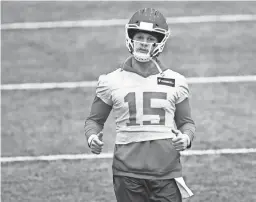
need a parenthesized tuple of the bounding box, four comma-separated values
(171, 129, 190, 151)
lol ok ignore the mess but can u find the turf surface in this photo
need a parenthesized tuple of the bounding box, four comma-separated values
(1, 1, 256, 202)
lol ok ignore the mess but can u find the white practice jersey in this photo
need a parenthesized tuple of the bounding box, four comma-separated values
(96, 68, 189, 144)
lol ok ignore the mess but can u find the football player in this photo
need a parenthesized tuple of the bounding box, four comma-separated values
(84, 8, 196, 202)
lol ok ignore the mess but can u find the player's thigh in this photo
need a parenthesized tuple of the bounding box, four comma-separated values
(113, 175, 149, 202)
(149, 178, 182, 202)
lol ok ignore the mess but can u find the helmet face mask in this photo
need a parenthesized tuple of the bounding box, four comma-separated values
(125, 8, 170, 62)
(132, 39, 155, 62)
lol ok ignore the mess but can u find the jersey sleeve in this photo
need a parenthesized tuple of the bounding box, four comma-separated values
(175, 76, 189, 104)
(96, 74, 113, 106)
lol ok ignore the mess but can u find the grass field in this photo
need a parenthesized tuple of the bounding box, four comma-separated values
(1, 1, 256, 202)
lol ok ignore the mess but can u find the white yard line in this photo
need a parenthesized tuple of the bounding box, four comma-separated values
(1, 81, 98, 90)
(1, 75, 256, 90)
(1, 148, 255, 163)
(1, 14, 256, 30)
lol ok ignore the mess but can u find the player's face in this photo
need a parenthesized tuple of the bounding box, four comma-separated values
(133, 32, 158, 55)
(133, 32, 158, 43)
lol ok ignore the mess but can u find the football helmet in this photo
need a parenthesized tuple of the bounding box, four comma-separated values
(125, 8, 170, 62)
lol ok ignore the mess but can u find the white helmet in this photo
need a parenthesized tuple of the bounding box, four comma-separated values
(125, 8, 170, 62)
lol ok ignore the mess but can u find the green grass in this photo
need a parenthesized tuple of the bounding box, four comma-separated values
(1, 2, 256, 202)
(2, 154, 255, 202)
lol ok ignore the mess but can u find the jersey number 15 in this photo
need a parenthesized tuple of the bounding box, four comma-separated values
(124, 92, 167, 126)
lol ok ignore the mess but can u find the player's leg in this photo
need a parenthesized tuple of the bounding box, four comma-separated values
(148, 178, 182, 202)
(113, 175, 149, 202)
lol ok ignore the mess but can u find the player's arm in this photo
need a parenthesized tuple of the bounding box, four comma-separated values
(84, 96, 112, 148)
(85, 74, 113, 153)
(174, 98, 196, 148)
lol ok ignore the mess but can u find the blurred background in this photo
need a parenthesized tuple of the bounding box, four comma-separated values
(1, 1, 256, 202)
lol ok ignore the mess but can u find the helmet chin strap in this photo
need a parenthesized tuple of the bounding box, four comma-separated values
(122, 55, 165, 77)
(133, 53, 152, 62)
(132, 41, 153, 62)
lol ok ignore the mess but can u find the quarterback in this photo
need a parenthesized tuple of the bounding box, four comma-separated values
(84, 8, 196, 202)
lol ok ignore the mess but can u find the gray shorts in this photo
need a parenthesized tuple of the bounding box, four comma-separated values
(113, 175, 182, 202)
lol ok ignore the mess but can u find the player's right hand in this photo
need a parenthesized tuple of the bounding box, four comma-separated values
(89, 132, 104, 155)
